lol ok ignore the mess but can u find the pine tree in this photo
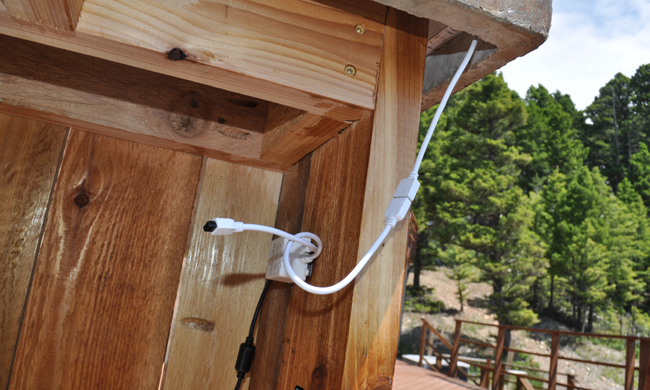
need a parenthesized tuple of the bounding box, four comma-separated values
(516, 85, 586, 192)
(417, 73, 546, 326)
(630, 142, 650, 209)
(583, 73, 632, 191)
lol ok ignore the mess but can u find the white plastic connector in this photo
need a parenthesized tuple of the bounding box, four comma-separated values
(384, 197, 412, 222)
(267, 237, 313, 283)
(393, 176, 420, 201)
(209, 218, 244, 235)
(385, 176, 420, 222)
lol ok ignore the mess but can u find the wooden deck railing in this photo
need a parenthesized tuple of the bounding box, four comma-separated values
(418, 318, 650, 390)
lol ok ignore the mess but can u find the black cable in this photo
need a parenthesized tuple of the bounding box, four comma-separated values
(233, 279, 272, 390)
(249, 279, 272, 338)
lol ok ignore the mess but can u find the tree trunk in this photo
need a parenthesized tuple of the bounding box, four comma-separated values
(587, 303, 594, 333)
(613, 87, 620, 166)
(548, 274, 555, 311)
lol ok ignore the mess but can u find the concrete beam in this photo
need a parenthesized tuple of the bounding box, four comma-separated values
(372, 0, 552, 110)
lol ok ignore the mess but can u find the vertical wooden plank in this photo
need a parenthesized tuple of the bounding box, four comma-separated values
(0, 114, 67, 389)
(5, 0, 85, 30)
(249, 155, 312, 390)
(419, 320, 426, 367)
(162, 159, 282, 390)
(492, 327, 506, 390)
(8, 130, 203, 390)
(449, 320, 463, 377)
(626, 338, 636, 390)
(640, 339, 650, 390)
(547, 332, 560, 390)
(276, 113, 375, 390)
(342, 9, 427, 389)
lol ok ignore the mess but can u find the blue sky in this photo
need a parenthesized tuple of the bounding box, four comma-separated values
(499, 0, 650, 110)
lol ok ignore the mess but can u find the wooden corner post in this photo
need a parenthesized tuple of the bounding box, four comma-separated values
(625, 338, 636, 390)
(492, 326, 506, 390)
(548, 332, 560, 390)
(271, 6, 428, 390)
(640, 338, 650, 390)
(449, 320, 462, 377)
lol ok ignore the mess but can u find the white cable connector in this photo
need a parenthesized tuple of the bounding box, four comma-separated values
(204, 40, 478, 295)
(384, 176, 421, 224)
(207, 218, 245, 235)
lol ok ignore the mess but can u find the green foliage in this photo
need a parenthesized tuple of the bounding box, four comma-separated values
(414, 64, 650, 334)
(404, 286, 445, 314)
(517, 85, 586, 192)
(416, 73, 545, 326)
(439, 246, 478, 311)
(630, 143, 650, 208)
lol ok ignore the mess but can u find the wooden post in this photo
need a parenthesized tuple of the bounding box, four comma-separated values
(567, 374, 577, 390)
(626, 338, 636, 390)
(640, 338, 650, 390)
(0, 114, 67, 389)
(492, 327, 506, 390)
(548, 332, 560, 390)
(275, 8, 428, 389)
(249, 155, 312, 390)
(419, 319, 427, 367)
(449, 320, 463, 378)
(480, 358, 492, 388)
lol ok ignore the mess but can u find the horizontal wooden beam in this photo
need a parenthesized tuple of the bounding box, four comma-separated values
(261, 104, 350, 167)
(5, 0, 85, 30)
(1, 35, 365, 172)
(0, 0, 386, 121)
(0, 35, 304, 171)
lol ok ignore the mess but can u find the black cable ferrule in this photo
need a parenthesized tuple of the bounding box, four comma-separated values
(235, 337, 256, 376)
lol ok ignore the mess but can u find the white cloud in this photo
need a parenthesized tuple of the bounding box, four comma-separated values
(499, 0, 650, 110)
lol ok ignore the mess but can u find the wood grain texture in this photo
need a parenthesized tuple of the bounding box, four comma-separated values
(0, 35, 294, 172)
(625, 338, 635, 390)
(76, 0, 385, 112)
(5, 0, 84, 30)
(249, 155, 312, 390)
(8, 130, 203, 390)
(547, 333, 560, 390)
(162, 159, 282, 390)
(342, 9, 427, 389)
(0, 114, 66, 389)
(0, 3, 381, 121)
(262, 104, 349, 167)
(640, 339, 649, 390)
(277, 114, 375, 390)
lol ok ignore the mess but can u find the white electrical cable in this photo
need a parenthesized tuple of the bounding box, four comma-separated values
(283, 225, 392, 295)
(209, 40, 478, 295)
(412, 39, 477, 175)
(242, 224, 318, 252)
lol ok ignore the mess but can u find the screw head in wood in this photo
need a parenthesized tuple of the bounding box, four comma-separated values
(167, 48, 186, 61)
(344, 65, 357, 77)
(355, 24, 366, 34)
(74, 193, 89, 207)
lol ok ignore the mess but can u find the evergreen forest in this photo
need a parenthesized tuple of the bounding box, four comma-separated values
(412, 64, 650, 336)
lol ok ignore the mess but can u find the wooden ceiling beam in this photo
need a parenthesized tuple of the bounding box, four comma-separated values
(0, 35, 363, 173)
(0, 0, 386, 121)
(261, 104, 350, 168)
(4, 0, 85, 30)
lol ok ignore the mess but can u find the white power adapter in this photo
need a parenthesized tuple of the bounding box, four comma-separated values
(266, 237, 313, 283)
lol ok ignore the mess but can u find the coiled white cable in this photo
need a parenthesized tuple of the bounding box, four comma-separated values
(208, 40, 478, 295)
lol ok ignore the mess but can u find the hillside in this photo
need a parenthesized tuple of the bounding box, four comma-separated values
(399, 270, 632, 390)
